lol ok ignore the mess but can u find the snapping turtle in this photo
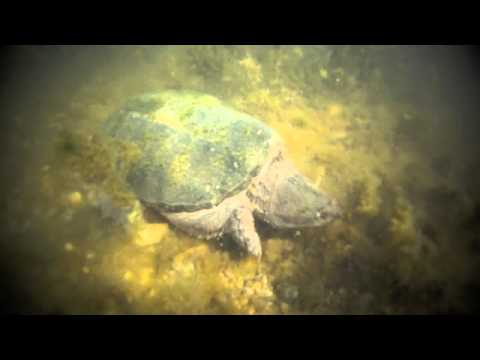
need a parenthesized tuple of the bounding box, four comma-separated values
(102, 90, 341, 257)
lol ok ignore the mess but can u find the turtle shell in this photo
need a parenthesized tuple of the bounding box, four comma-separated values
(102, 90, 278, 212)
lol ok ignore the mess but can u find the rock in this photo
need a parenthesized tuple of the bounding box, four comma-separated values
(320, 68, 329, 79)
(327, 104, 343, 117)
(170, 244, 210, 277)
(67, 191, 83, 206)
(135, 223, 169, 246)
(64, 242, 75, 252)
(172, 260, 195, 277)
(123, 271, 133, 281)
(280, 302, 290, 313)
(276, 282, 299, 303)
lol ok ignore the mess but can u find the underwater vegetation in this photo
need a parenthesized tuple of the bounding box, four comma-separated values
(1, 45, 479, 314)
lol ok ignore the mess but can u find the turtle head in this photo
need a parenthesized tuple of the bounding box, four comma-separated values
(265, 172, 342, 229)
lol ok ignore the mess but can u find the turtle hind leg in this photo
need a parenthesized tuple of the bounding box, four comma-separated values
(226, 207, 262, 258)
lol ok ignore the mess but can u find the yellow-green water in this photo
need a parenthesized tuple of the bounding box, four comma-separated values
(1, 45, 480, 314)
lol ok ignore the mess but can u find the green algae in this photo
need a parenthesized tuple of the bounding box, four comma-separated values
(2, 45, 480, 314)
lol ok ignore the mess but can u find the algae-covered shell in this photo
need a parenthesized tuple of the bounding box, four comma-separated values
(102, 90, 278, 212)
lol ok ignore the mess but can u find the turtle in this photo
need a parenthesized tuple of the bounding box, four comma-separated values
(102, 90, 341, 257)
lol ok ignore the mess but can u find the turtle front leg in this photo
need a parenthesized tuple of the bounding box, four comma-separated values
(226, 207, 262, 258)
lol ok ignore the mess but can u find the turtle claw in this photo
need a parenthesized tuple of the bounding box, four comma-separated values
(246, 239, 262, 259)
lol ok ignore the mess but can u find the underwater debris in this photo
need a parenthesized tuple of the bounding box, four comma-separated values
(64, 242, 75, 252)
(67, 191, 83, 206)
(276, 282, 299, 303)
(135, 223, 170, 247)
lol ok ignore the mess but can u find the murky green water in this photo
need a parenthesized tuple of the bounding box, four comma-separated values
(1, 45, 479, 314)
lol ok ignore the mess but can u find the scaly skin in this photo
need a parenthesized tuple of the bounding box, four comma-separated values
(161, 141, 341, 258)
